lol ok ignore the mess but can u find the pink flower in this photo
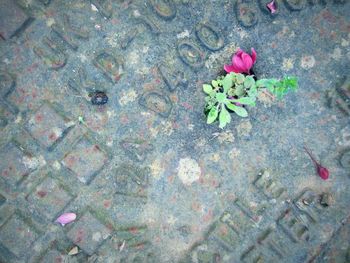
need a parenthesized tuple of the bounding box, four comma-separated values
(224, 48, 257, 74)
(55, 212, 76, 226)
(267, 0, 277, 14)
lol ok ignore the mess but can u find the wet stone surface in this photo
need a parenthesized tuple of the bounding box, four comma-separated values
(0, 0, 349, 262)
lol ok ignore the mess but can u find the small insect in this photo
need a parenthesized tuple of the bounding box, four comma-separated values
(304, 146, 329, 180)
(90, 91, 108, 105)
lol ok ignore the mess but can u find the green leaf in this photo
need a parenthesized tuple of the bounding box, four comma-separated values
(216, 93, 226, 103)
(222, 74, 233, 92)
(203, 84, 212, 94)
(207, 107, 219, 124)
(244, 76, 255, 89)
(219, 106, 231, 129)
(247, 85, 257, 97)
(230, 97, 256, 106)
(209, 90, 216, 98)
(205, 105, 213, 111)
(205, 96, 216, 110)
(230, 72, 237, 82)
(226, 103, 248, 117)
(216, 76, 224, 86)
(256, 79, 277, 89)
(234, 85, 245, 96)
(282, 76, 298, 91)
(269, 76, 298, 99)
(227, 88, 235, 96)
(225, 102, 235, 111)
(236, 73, 245, 84)
(255, 79, 265, 88)
(211, 80, 219, 88)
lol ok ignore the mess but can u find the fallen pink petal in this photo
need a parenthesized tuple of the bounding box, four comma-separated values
(267, 0, 277, 14)
(55, 213, 77, 226)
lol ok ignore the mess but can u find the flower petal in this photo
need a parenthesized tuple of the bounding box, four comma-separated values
(251, 48, 257, 64)
(232, 66, 245, 73)
(266, 0, 277, 14)
(225, 64, 245, 73)
(233, 55, 246, 72)
(235, 49, 243, 56)
(241, 53, 253, 72)
(224, 64, 236, 73)
(232, 49, 243, 63)
(55, 212, 76, 226)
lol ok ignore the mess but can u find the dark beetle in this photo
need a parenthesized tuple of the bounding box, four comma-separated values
(90, 91, 108, 105)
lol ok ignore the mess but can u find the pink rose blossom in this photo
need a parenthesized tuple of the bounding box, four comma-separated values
(224, 48, 257, 75)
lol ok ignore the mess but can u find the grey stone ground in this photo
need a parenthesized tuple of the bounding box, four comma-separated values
(0, 0, 349, 262)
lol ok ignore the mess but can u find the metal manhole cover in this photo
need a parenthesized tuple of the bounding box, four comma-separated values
(0, 0, 349, 262)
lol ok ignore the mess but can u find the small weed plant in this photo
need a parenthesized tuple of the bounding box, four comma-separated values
(203, 72, 298, 128)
